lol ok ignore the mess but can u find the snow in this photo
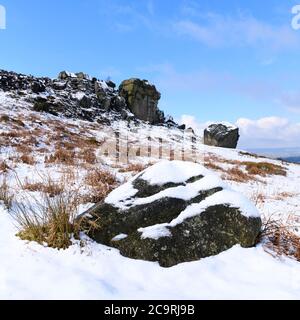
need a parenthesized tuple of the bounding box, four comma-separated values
(105, 176, 139, 209)
(134, 174, 225, 205)
(140, 160, 209, 185)
(170, 189, 260, 225)
(206, 121, 238, 132)
(1, 93, 300, 299)
(112, 234, 128, 241)
(72, 92, 86, 100)
(105, 161, 259, 233)
(134, 186, 260, 241)
(65, 71, 76, 78)
(97, 80, 110, 91)
(1, 206, 300, 300)
(106, 171, 225, 210)
(139, 224, 171, 240)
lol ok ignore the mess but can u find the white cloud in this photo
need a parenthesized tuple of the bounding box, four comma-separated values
(179, 115, 300, 148)
(179, 115, 210, 134)
(237, 116, 300, 148)
(237, 117, 289, 131)
(174, 13, 300, 51)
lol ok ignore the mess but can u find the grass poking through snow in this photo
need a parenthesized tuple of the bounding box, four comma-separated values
(259, 214, 300, 262)
(0, 176, 14, 210)
(11, 189, 82, 249)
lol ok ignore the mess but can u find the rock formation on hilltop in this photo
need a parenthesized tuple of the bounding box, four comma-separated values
(119, 78, 164, 124)
(0, 70, 167, 125)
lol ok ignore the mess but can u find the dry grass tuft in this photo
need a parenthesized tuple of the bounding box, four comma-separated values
(0, 115, 25, 127)
(22, 176, 64, 198)
(85, 137, 104, 147)
(204, 153, 241, 166)
(15, 145, 33, 154)
(275, 192, 298, 201)
(0, 176, 14, 209)
(250, 190, 266, 206)
(11, 190, 82, 250)
(78, 148, 97, 165)
(20, 154, 36, 165)
(259, 214, 300, 262)
(203, 154, 287, 182)
(0, 114, 10, 122)
(84, 168, 118, 203)
(0, 130, 25, 139)
(222, 166, 254, 183)
(204, 160, 224, 172)
(119, 163, 150, 173)
(0, 161, 10, 173)
(242, 161, 287, 177)
(45, 148, 75, 165)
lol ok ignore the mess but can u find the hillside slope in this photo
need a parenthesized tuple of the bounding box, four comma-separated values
(1, 74, 300, 299)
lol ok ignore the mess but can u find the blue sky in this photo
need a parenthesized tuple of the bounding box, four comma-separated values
(1, 0, 300, 148)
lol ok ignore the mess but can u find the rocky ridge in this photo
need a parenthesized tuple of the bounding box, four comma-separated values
(0, 70, 170, 126)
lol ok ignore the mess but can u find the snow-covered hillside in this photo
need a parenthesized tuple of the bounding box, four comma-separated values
(1, 89, 300, 299)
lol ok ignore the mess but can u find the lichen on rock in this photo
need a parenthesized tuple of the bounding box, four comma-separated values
(79, 160, 261, 267)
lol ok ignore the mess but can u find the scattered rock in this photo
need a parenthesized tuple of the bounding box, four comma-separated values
(186, 127, 195, 135)
(31, 81, 46, 94)
(79, 95, 93, 109)
(58, 71, 73, 80)
(75, 72, 90, 80)
(79, 160, 261, 267)
(33, 97, 59, 116)
(119, 78, 164, 124)
(204, 123, 239, 149)
(52, 80, 67, 91)
(106, 80, 116, 89)
(0, 70, 169, 125)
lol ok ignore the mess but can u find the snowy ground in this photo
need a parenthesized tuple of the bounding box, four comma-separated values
(1, 95, 300, 299)
(1, 204, 300, 299)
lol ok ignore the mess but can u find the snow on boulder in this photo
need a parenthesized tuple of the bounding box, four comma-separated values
(79, 160, 261, 267)
(204, 122, 240, 149)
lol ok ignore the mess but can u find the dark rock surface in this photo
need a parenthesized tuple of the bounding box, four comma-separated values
(79, 161, 261, 267)
(204, 123, 240, 149)
(0, 70, 169, 126)
(119, 78, 164, 124)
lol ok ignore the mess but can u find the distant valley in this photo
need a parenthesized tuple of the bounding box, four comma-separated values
(246, 147, 300, 163)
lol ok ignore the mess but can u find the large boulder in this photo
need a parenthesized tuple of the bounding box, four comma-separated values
(58, 71, 75, 80)
(119, 78, 164, 124)
(31, 81, 46, 94)
(204, 123, 239, 148)
(79, 160, 261, 267)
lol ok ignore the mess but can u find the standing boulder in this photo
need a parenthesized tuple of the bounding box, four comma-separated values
(119, 78, 164, 124)
(58, 71, 73, 80)
(31, 81, 46, 94)
(79, 160, 261, 267)
(204, 123, 239, 148)
(75, 72, 90, 80)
